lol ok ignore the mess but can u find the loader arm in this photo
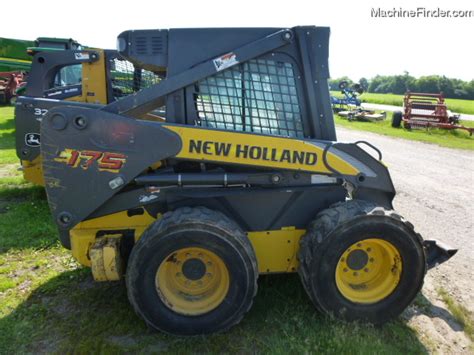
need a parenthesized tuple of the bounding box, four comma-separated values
(41, 104, 395, 247)
(105, 29, 293, 118)
(37, 26, 397, 248)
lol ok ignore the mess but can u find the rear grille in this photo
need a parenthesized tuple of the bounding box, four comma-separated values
(135, 37, 148, 55)
(134, 35, 165, 55)
(151, 36, 163, 54)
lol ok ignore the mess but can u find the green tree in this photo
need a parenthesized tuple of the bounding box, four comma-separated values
(416, 76, 440, 93)
(358, 77, 369, 91)
(330, 73, 473, 99)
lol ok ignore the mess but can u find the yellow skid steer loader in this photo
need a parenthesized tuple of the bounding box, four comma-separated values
(15, 26, 456, 335)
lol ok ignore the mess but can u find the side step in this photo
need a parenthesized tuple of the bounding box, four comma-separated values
(423, 240, 458, 270)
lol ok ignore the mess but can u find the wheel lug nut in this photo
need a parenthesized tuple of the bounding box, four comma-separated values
(367, 248, 372, 252)
(341, 257, 345, 262)
(185, 253, 191, 258)
(207, 261, 213, 266)
(176, 272, 182, 277)
(353, 272, 358, 276)
(364, 268, 369, 272)
(206, 273, 212, 278)
(357, 243, 362, 247)
(370, 258, 374, 262)
(343, 268, 348, 272)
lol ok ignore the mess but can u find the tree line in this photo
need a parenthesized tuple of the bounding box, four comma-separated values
(329, 73, 474, 100)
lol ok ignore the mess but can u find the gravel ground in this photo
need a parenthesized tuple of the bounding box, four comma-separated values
(337, 127, 474, 353)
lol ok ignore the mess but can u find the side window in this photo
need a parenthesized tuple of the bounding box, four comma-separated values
(52, 64, 82, 88)
(109, 58, 161, 100)
(194, 58, 305, 138)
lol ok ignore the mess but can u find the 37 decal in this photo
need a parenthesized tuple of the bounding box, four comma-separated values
(34, 108, 48, 122)
(54, 149, 127, 173)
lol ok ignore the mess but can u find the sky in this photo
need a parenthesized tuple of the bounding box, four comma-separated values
(1, 0, 473, 81)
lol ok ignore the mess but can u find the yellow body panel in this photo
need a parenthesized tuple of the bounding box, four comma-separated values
(21, 156, 44, 185)
(248, 228, 304, 273)
(65, 48, 108, 104)
(70, 210, 306, 277)
(70, 210, 155, 267)
(80, 48, 108, 104)
(165, 125, 359, 175)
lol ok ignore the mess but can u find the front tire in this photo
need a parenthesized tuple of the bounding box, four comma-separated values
(298, 200, 426, 324)
(126, 206, 258, 335)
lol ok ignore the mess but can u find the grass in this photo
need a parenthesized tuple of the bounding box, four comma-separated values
(335, 112, 474, 151)
(0, 104, 431, 352)
(0, 267, 427, 353)
(330, 92, 474, 115)
(2, 104, 473, 352)
(437, 288, 474, 342)
(0, 106, 16, 165)
(0, 200, 427, 353)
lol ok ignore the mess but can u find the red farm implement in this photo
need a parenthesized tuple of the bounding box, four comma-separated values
(392, 92, 473, 135)
(0, 71, 26, 105)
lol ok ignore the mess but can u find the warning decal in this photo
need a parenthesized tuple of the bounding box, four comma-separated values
(213, 52, 238, 71)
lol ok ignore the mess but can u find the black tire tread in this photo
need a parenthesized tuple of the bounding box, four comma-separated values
(298, 199, 425, 313)
(126, 206, 258, 334)
(392, 111, 403, 128)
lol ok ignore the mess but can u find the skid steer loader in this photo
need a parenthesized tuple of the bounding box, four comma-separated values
(15, 26, 457, 335)
(16, 39, 161, 184)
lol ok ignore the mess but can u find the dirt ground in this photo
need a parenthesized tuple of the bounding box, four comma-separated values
(338, 127, 474, 353)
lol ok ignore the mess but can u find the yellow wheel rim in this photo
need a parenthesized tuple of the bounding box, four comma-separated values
(335, 238, 402, 304)
(156, 247, 230, 315)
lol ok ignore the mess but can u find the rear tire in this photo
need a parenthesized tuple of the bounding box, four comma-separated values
(126, 206, 258, 335)
(392, 111, 403, 128)
(298, 200, 426, 324)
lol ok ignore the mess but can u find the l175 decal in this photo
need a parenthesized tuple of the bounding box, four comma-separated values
(54, 149, 127, 173)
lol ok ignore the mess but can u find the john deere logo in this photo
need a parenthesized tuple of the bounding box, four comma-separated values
(25, 133, 41, 147)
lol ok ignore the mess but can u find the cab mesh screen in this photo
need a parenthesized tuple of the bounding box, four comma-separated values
(195, 59, 304, 138)
(109, 58, 161, 99)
